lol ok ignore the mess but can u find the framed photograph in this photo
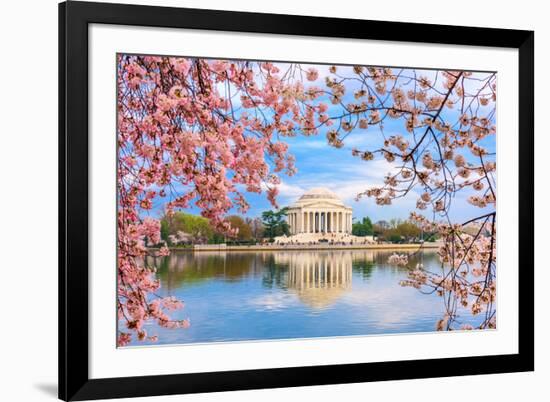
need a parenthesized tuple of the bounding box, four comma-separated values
(59, 1, 534, 400)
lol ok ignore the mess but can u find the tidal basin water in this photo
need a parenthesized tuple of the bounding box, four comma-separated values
(123, 249, 480, 346)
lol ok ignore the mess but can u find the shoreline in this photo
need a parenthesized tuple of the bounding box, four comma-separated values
(164, 242, 442, 252)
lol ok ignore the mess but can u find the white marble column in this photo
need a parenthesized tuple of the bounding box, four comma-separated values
(318, 211, 322, 233)
(344, 213, 347, 233)
(314, 212, 318, 233)
(343, 212, 346, 233)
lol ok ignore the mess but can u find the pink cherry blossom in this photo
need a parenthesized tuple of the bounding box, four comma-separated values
(306, 68, 319, 81)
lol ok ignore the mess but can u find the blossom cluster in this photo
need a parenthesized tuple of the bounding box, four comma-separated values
(117, 56, 328, 344)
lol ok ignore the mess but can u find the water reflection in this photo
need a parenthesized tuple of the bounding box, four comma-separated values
(150, 250, 431, 295)
(281, 252, 352, 309)
(131, 249, 464, 346)
(149, 252, 260, 289)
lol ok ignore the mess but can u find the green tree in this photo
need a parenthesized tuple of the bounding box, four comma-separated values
(160, 219, 170, 243)
(352, 216, 374, 236)
(161, 212, 213, 244)
(208, 232, 226, 244)
(261, 208, 290, 240)
(387, 232, 402, 243)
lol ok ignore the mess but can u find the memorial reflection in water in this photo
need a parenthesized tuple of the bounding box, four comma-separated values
(132, 249, 479, 345)
(277, 252, 353, 309)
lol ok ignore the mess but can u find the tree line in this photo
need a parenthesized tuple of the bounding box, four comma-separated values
(160, 211, 433, 246)
(160, 208, 290, 245)
(352, 216, 436, 243)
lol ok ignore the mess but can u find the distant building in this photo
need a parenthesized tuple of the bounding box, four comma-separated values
(276, 187, 374, 244)
(286, 187, 353, 235)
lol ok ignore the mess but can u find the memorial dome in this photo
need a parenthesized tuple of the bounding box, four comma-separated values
(293, 187, 344, 206)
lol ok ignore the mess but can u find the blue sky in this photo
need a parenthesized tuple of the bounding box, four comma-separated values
(241, 118, 495, 223)
(142, 62, 496, 225)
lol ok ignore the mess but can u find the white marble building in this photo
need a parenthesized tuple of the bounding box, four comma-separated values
(275, 187, 374, 244)
(286, 187, 353, 235)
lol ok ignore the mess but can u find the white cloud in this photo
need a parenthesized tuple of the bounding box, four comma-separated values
(276, 181, 307, 200)
(249, 292, 298, 311)
(277, 159, 417, 202)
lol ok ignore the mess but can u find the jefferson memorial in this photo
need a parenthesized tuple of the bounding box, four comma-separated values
(275, 187, 373, 244)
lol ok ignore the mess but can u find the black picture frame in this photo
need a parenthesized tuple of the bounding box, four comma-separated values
(59, 1, 534, 400)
